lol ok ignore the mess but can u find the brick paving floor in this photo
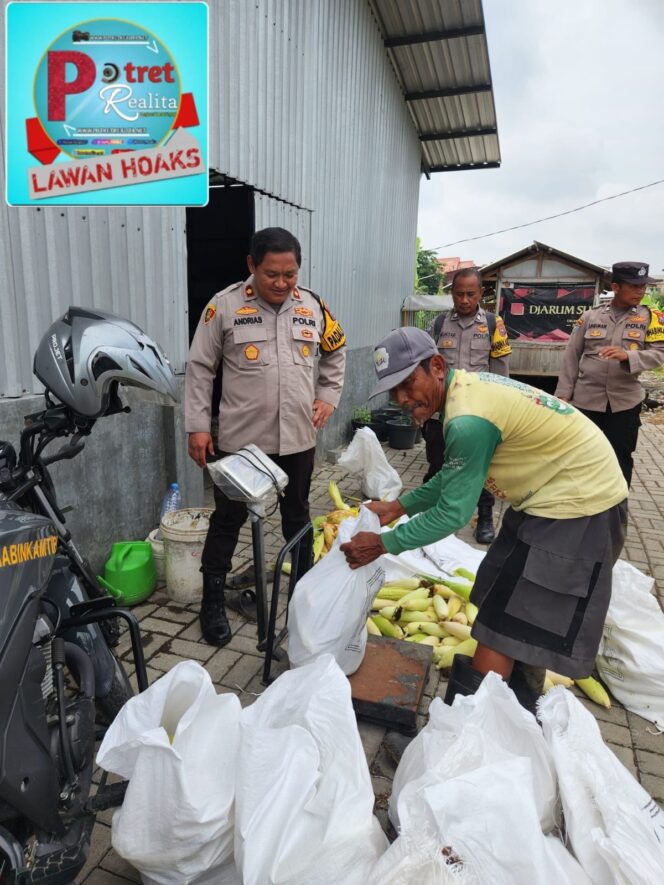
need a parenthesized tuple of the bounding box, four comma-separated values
(79, 419, 664, 883)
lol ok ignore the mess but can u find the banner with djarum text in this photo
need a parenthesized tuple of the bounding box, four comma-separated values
(500, 285, 595, 342)
(6, 2, 208, 206)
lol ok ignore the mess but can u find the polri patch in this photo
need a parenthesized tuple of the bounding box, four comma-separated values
(204, 304, 216, 324)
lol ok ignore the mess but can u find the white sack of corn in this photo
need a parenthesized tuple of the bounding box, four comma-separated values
(539, 686, 664, 884)
(337, 426, 403, 500)
(381, 526, 486, 584)
(374, 757, 589, 885)
(389, 673, 558, 833)
(235, 655, 388, 885)
(596, 559, 664, 730)
(288, 506, 385, 675)
(97, 660, 241, 885)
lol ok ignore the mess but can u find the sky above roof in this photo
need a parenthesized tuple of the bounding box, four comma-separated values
(417, 0, 664, 273)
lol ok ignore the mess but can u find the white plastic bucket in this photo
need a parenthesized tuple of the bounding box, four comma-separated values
(146, 528, 166, 585)
(160, 508, 213, 604)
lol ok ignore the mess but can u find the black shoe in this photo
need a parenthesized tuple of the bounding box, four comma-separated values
(225, 587, 258, 622)
(508, 662, 545, 715)
(474, 507, 495, 544)
(227, 562, 276, 590)
(200, 574, 232, 646)
(444, 654, 485, 705)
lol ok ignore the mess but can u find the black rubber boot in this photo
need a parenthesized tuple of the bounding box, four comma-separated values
(474, 505, 495, 544)
(508, 662, 546, 716)
(200, 574, 232, 646)
(444, 654, 486, 705)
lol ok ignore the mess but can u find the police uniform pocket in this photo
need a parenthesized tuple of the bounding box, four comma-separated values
(504, 546, 597, 640)
(291, 326, 319, 367)
(470, 334, 490, 368)
(232, 326, 270, 367)
(622, 328, 645, 349)
(584, 327, 606, 341)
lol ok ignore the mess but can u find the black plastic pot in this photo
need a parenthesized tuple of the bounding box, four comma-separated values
(351, 418, 387, 441)
(387, 418, 418, 450)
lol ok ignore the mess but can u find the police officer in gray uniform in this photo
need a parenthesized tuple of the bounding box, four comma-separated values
(185, 228, 346, 646)
(424, 268, 511, 543)
(555, 261, 664, 486)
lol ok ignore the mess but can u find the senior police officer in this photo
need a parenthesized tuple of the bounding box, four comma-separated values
(423, 267, 511, 544)
(341, 327, 627, 711)
(185, 227, 346, 646)
(555, 261, 664, 486)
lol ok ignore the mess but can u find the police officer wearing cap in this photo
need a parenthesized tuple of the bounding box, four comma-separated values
(555, 261, 664, 486)
(185, 227, 346, 646)
(424, 268, 512, 544)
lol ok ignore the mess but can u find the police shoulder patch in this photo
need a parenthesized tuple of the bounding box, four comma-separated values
(204, 304, 216, 324)
(645, 308, 664, 344)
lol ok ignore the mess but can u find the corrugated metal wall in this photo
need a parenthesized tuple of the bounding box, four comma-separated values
(1, 0, 421, 396)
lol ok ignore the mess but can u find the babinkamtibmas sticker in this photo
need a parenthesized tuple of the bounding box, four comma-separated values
(5, 2, 208, 206)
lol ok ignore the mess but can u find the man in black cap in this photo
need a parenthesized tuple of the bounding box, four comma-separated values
(555, 261, 664, 485)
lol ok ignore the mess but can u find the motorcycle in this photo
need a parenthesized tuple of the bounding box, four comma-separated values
(0, 306, 179, 883)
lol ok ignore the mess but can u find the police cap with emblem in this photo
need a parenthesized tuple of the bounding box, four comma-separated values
(371, 327, 438, 397)
(611, 261, 656, 286)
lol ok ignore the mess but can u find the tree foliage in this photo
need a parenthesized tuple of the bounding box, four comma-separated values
(415, 239, 445, 295)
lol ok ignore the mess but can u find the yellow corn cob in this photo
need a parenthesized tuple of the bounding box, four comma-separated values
(433, 637, 478, 670)
(405, 621, 431, 635)
(543, 676, 555, 693)
(281, 561, 292, 576)
(399, 597, 432, 612)
(441, 636, 461, 646)
(433, 583, 455, 599)
(398, 610, 437, 624)
(326, 509, 356, 525)
(418, 622, 448, 638)
(371, 616, 404, 639)
(452, 612, 468, 625)
(575, 676, 611, 709)
(432, 595, 449, 620)
(404, 633, 428, 643)
(398, 588, 431, 605)
(418, 636, 441, 647)
(440, 621, 472, 640)
(367, 618, 381, 636)
(446, 596, 463, 620)
(322, 523, 336, 550)
(328, 480, 351, 511)
(371, 598, 396, 611)
(376, 587, 414, 601)
(437, 578, 473, 602)
(382, 577, 422, 591)
(313, 531, 325, 562)
(464, 602, 479, 626)
(379, 605, 399, 620)
(546, 670, 574, 688)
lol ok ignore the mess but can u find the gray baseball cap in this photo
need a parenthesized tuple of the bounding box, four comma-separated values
(370, 327, 438, 397)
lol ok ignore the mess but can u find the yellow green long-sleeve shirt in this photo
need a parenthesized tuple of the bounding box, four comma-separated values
(381, 370, 628, 556)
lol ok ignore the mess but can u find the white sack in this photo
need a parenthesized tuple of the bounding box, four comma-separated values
(390, 673, 559, 834)
(288, 506, 385, 674)
(381, 523, 486, 584)
(97, 661, 241, 885)
(235, 655, 388, 885)
(375, 758, 589, 885)
(338, 426, 403, 500)
(596, 559, 664, 729)
(539, 685, 664, 884)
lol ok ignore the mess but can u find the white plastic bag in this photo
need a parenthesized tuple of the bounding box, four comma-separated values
(288, 506, 385, 674)
(97, 661, 241, 885)
(374, 758, 589, 885)
(390, 673, 559, 833)
(338, 426, 402, 500)
(235, 655, 388, 885)
(539, 685, 664, 884)
(596, 559, 664, 729)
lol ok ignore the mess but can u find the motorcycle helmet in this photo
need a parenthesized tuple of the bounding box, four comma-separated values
(33, 306, 180, 418)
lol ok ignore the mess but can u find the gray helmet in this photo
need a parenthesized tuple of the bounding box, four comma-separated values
(33, 306, 180, 418)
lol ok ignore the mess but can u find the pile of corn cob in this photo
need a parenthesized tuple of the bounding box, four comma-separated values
(311, 481, 359, 563)
(367, 572, 612, 708)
